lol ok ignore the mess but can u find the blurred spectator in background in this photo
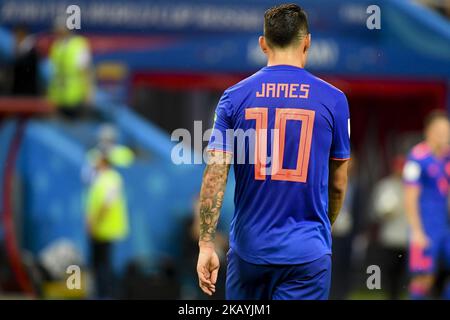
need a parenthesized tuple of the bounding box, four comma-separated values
(86, 150, 129, 299)
(83, 124, 134, 185)
(11, 25, 40, 96)
(330, 155, 358, 299)
(371, 155, 408, 299)
(47, 17, 93, 120)
(180, 196, 228, 299)
(92, 124, 134, 167)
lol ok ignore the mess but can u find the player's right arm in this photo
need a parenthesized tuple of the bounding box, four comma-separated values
(403, 160, 429, 248)
(328, 159, 349, 225)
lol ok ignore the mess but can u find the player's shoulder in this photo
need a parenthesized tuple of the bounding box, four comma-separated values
(304, 70, 349, 114)
(403, 142, 431, 182)
(409, 142, 432, 162)
(308, 71, 345, 96)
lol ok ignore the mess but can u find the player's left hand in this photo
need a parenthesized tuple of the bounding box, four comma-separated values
(197, 246, 220, 296)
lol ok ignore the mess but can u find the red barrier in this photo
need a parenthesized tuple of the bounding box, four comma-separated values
(0, 97, 53, 297)
(0, 98, 53, 117)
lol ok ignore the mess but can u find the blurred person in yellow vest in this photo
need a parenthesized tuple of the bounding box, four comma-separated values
(47, 17, 94, 120)
(90, 124, 134, 168)
(83, 124, 134, 184)
(86, 150, 129, 298)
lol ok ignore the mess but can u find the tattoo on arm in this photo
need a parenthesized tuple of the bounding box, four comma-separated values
(199, 151, 231, 243)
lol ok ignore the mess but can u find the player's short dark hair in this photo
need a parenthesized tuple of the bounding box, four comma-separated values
(264, 3, 309, 48)
(424, 110, 448, 130)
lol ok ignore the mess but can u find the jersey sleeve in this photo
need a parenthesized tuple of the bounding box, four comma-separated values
(403, 154, 423, 186)
(207, 91, 234, 154)
(330, 93, 351, 160)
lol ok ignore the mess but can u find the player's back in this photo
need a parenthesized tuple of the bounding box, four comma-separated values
(208, 64, 350, 265)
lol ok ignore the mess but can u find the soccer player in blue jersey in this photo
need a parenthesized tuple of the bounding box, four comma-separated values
(403, 111, 450, 300)
(196, 4, 350, 300)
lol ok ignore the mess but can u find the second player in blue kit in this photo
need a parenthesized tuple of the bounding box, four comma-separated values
(403, 111, 450, 299)
(196, 4, 350, 300)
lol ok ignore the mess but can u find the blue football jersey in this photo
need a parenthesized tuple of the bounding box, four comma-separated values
(208, 65, 351, 265)
(403, 142, 450, 236)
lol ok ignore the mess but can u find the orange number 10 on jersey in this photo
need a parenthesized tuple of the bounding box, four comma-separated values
(245, 107, 315, 183)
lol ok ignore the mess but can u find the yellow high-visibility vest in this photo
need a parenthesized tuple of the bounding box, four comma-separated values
(87, 145, 135, 168)
(48, 35, 91, 108)
(86, 169, 129, 241)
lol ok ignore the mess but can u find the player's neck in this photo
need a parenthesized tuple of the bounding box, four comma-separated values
(426, 140, 445, 158)
(266, 49, 306, 69)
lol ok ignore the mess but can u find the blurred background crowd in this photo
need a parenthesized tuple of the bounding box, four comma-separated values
(0, 0, 449, 299)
